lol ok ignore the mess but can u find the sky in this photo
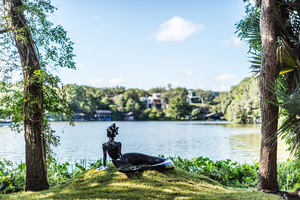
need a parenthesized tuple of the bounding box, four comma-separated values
(48, 0, 251, 92)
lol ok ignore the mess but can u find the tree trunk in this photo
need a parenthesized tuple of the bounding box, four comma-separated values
(5, 0, 49, 191)
(258, 0, 279, 191)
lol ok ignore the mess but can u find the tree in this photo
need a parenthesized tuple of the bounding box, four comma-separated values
(196, 89, 214, 106)
(237, 0, 300, 191)
(167, 96, 191, 120)
(221, 76, 260, 124)
(148, 107, 163, 120)
(123, 88, 140, 103)
(0, 0, 75, 191)
(148, 87, 167, 93)
(258, 0, 279, 191)
(191, 108, 200, 120)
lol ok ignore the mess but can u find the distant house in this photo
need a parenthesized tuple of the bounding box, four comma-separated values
(140, 96, 150, 108)
(123, 112, 135, 121)
(148, 93, 168, 111)
(187, 90, 200, 103)
(95, 110, 112, 121)
(205, 113, 222, 121)
(74, 113, 87, 121)
(212, 92, 220, 97)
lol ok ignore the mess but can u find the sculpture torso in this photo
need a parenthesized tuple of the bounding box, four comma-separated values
(103, 141, 122, 160)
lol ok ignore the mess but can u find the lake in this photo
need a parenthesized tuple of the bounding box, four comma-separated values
(0, 121, 290, 164)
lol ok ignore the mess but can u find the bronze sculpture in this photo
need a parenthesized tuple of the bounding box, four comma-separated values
(98, 123, 174, 172)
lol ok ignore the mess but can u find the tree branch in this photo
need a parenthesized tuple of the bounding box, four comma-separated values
(0, 28, 7, 34)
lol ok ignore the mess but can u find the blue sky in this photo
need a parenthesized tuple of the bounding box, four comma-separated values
(50, 0, 251, 91)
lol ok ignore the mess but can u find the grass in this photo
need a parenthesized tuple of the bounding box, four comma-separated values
(0, 166, 281, 200)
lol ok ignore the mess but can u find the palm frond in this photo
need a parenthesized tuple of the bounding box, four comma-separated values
(267, 77, 300, 156)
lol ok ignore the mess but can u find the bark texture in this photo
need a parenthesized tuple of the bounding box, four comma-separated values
(5, 0, 49, 191)
(258, 0, 279, 191)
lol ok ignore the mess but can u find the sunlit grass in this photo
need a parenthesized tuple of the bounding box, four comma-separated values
(0, 166, 281, 200)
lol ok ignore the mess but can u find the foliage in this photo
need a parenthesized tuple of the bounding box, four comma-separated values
(0, 74, 74, 161)
(235, 0, 261, 55)
(169, 156, 258, 188)
(277, 159, 300, 191)
(0, 160, 25, 194)
(195, 89, 214, 104)
(161, 87, 187, 103)
(167, 96, 191, 120)
(221, 76, 260, 123)
(0, 158, 102, 194)
(138, 108, 151, 120)
(267, 78, 300, 156)
(0, 0, 76, 168)
(191, 108, 201, 120)
(148, 87, 167, 93)
(148, 107, 164, 120)
(170, 156, 300, 191)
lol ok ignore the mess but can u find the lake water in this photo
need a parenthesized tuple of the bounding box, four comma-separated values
(0, 121, 290, 164)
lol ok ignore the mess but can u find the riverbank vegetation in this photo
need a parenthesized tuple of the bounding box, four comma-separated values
(0, 158, 282, 199)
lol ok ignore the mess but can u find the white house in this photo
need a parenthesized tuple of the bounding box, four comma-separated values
(187, 90, 200, 103)
(148, 93, 168, 111)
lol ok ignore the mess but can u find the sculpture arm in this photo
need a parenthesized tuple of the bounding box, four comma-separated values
(102, 144, 107, 166)
(118, 142, 124, 160)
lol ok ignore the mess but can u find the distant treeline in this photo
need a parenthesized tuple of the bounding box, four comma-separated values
(55, 76, 260, 123)
(0, 77, 260, 123)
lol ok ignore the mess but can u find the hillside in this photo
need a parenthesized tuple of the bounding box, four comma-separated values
(0, 167, 280, 200)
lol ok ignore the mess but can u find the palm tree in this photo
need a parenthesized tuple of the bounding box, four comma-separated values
(237, 0, 300, 191)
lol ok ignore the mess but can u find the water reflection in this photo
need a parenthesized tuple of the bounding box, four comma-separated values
(0, 121, 291, 164)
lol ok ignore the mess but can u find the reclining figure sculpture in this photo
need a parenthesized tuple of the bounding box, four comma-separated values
(98, 123, 174, 173)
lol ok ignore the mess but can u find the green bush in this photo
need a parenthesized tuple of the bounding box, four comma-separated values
(169, 156, 300, 190)
(0, 159, 25, 194)
(169, 156, 258, 188)
(0, 158, 102, 193)
(277, 159, 300, 191)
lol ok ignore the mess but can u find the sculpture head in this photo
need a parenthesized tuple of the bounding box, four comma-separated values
(107, 123, 119, 140)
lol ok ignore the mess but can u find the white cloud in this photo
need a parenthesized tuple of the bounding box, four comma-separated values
(221, 36, 244, 47)
(232, 37, 244, 46)
(88, 47, 96, 50)
(109, 78, 127, 85)
(198, 84, 206, 90)
(166, 81, 179, 87)
(212, 85, 228, 92)
(212, 73, 237, 81)
(183, 69, 194, 76)
(78, 62, 85, 67)
(161, 59, 167, 63)
(153, 16, 204, 42)
(89, 78, 103, 86)
(122, 51, 131, 55)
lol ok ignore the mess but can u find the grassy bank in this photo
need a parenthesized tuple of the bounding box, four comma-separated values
(0, 167, 280, 200)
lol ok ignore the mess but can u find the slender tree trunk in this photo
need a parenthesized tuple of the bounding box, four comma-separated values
(5, 0, 49, 191)
(258, 0, 279, 191)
